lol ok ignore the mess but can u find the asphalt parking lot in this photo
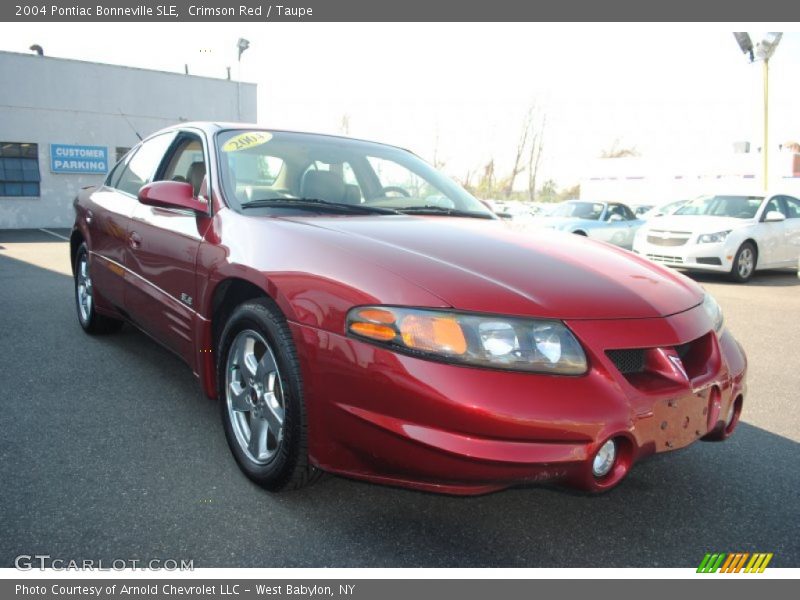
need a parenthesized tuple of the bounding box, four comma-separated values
(1, 229, 798, 568)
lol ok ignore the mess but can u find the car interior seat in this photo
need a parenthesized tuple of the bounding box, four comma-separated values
(343, 184, 362, 204)
(187, 161, 206, 197)
(300, 170, 346, 204)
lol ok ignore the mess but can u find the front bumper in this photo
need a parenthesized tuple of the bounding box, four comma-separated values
(291, 303, 747, 495)
(632, 238, 734, 273)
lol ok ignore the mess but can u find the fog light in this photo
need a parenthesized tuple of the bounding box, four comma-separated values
(592, 439, 616, 478)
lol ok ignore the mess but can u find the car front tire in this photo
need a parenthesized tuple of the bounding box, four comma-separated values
(217, 298, 321, 491)
(74, 243, 123, 334)
(729, 241, 756, 283)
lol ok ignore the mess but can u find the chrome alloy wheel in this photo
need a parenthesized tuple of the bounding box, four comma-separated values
(225, 329, 286, 465)
(737, 247, 754, 279)
(76, 254, 93, 323)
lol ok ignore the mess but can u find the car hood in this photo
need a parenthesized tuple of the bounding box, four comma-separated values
(281, 216, 704, 320)
(644, 215, 753, 233)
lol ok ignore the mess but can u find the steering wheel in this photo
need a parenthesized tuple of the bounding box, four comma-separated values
(380, 186, 411, 198)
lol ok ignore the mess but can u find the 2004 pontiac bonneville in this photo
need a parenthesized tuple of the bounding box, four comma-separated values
(71, 123, 747, 494)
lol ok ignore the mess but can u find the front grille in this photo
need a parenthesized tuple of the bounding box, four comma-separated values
(647, 234, 689, 247)
(607, 334, 712, 385)
(646, 253, 684, 264)
(606, 349, 645, 374)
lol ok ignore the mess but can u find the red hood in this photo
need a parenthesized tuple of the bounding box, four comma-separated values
(280, 215, 704, 320)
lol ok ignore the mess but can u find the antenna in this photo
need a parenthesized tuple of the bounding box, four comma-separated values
(119, 109, 143, 141)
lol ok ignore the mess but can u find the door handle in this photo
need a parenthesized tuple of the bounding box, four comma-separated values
(85, 209, 94, 225)
(129, 231, 142, 249)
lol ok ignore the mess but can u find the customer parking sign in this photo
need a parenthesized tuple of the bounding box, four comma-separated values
(50, 144, 108, 174)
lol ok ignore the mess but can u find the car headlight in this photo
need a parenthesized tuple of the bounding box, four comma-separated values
(697, 230, 731, 244)
(702, 293, 724, 333)
(346, 306, 588, 375)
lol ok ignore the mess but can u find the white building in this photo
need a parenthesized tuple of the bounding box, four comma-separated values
(0, 50, 257, 229)
(580, 151, 800, 206)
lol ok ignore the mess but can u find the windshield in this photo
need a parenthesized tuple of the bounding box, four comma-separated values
(548, 201, 605, 220)
(674, 195, 763, 219)
(216, 129, 492, 216)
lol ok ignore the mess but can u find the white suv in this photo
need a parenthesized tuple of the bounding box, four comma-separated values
(633, 193, 800, 282)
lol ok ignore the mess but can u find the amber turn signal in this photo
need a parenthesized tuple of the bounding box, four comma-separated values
(349, 321, 397, 341)
(400, 314, 467, 355)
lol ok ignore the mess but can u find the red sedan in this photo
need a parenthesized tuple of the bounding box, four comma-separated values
(71, 123, 747, 495)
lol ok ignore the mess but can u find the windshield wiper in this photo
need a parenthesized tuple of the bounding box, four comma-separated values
(241, 198, 400, 215)
(396, 205, 496, 219)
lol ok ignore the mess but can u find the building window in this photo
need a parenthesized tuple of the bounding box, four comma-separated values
(116, 146, 132, 162)
(0, 142, 41, 197)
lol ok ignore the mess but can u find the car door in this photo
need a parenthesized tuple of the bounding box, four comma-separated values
(603, 203, 639, 248)
(616, 203, 642, 248)
(124, 130, 212, 367)
(756, 196, 788, 267)
(776, 195, 800, 265)
(82, 150, 138, 310)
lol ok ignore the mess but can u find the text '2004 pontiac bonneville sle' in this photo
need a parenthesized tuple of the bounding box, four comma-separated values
(70, 123, 746, 495)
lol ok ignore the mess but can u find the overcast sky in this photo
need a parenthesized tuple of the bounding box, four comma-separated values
(1, 23, 799, 188)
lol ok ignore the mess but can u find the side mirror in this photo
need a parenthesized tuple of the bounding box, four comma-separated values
(608, 213, 624, 222)
(765, 210, 786, 222)
(138, 180, 207, 213)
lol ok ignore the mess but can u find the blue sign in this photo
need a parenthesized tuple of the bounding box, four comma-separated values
(50, 144, 108, 174)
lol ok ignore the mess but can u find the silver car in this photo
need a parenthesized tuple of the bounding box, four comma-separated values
(532, 200, 644, 249)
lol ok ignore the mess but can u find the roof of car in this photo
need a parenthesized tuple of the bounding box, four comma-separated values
(147, 121, 411, 153)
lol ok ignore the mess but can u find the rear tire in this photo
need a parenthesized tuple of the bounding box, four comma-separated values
(74, 243, 123, 334)
(217, 298, 322, 491)
(729, 242, 756, 283)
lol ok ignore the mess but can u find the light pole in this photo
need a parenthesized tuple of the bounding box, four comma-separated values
(236, 38, 251, 121)
(734, 32, 782, 190)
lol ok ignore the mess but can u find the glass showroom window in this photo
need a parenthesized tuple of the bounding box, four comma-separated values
(0, 142, 40, 197)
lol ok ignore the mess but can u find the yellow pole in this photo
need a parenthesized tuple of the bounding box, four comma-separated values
(763, 58, 769, 190)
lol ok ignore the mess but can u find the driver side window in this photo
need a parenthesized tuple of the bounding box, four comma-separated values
(160, 134, 207, 197)
(606, 204, 631, 221)
(763, 197, 783, 219)
(116, 133, 175, 197)
(783, 196, 800, 218)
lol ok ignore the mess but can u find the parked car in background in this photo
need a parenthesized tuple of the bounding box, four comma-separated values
(530, 200, 644, 248)
(70, 122, 746, 495)
(633, 192, 800, 282)
(630, 203, 655, 217)
(477, 200, 536, 220)
(641, 198, 690, 220)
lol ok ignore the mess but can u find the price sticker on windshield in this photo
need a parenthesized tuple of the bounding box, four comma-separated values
(222, 131, 273, 152)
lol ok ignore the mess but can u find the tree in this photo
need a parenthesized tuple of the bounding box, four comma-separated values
(600, 139, 639, 158)
(537, 179, 558, 203)
(431, 130, 446, 171)
(474, 159, 496, 199)
(527, 111, 546, 201)
(558, 184, 580, 202)
(454, 102, 546, 201)
(501, 104, 546, 200)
